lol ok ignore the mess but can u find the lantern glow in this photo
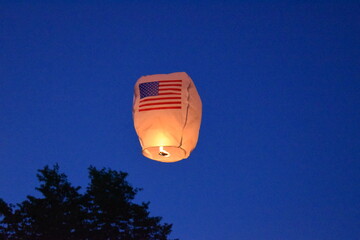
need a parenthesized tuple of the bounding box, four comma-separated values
(133, 72, 202, 163)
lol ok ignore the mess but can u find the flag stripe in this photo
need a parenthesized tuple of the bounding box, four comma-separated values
(160, 84, 182, 87)
(158, 80, 182, 83)
(139, 101, 181, 108)
(140, 97, 181, 103)
(159, 88, 181, 91)
(158, 92, 181, 96)
(139, 106, 182, 112)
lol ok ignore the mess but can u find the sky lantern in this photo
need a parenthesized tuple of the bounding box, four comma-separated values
(133, 72, 202, 162)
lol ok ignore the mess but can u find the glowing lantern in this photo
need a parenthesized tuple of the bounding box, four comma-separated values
(133, 72, 202, 162)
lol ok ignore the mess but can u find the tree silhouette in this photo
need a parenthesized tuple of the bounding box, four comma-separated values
(0, 165, 173, 240)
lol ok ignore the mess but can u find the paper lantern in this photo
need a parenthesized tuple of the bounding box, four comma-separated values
(133, 72, 202, 162)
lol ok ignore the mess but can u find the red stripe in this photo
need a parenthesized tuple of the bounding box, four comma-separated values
(159, 88, 181, 91)
(140, 97, 181, 103)
(159, 84, 182, 87)
(139, 101, 181, 108)
(139, 106, 181, 112)
(158, 92, 181, 96)
(158, 80, 182, 83)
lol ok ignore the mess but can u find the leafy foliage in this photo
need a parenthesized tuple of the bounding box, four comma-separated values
(0, 165, 173, 240)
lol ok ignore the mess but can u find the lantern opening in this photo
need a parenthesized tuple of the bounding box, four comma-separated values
(143, 146, 186, 162)
(159, 146, 170, 157)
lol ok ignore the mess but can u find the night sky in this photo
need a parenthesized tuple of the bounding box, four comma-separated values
(1, 1, 360, 239)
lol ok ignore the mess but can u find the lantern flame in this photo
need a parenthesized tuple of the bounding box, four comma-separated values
(159, 146, 170, 157)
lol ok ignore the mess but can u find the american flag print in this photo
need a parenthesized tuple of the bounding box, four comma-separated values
(138, 80, 182, 112)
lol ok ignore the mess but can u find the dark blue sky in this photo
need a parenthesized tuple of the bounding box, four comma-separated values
(1, 1, 359, 239)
